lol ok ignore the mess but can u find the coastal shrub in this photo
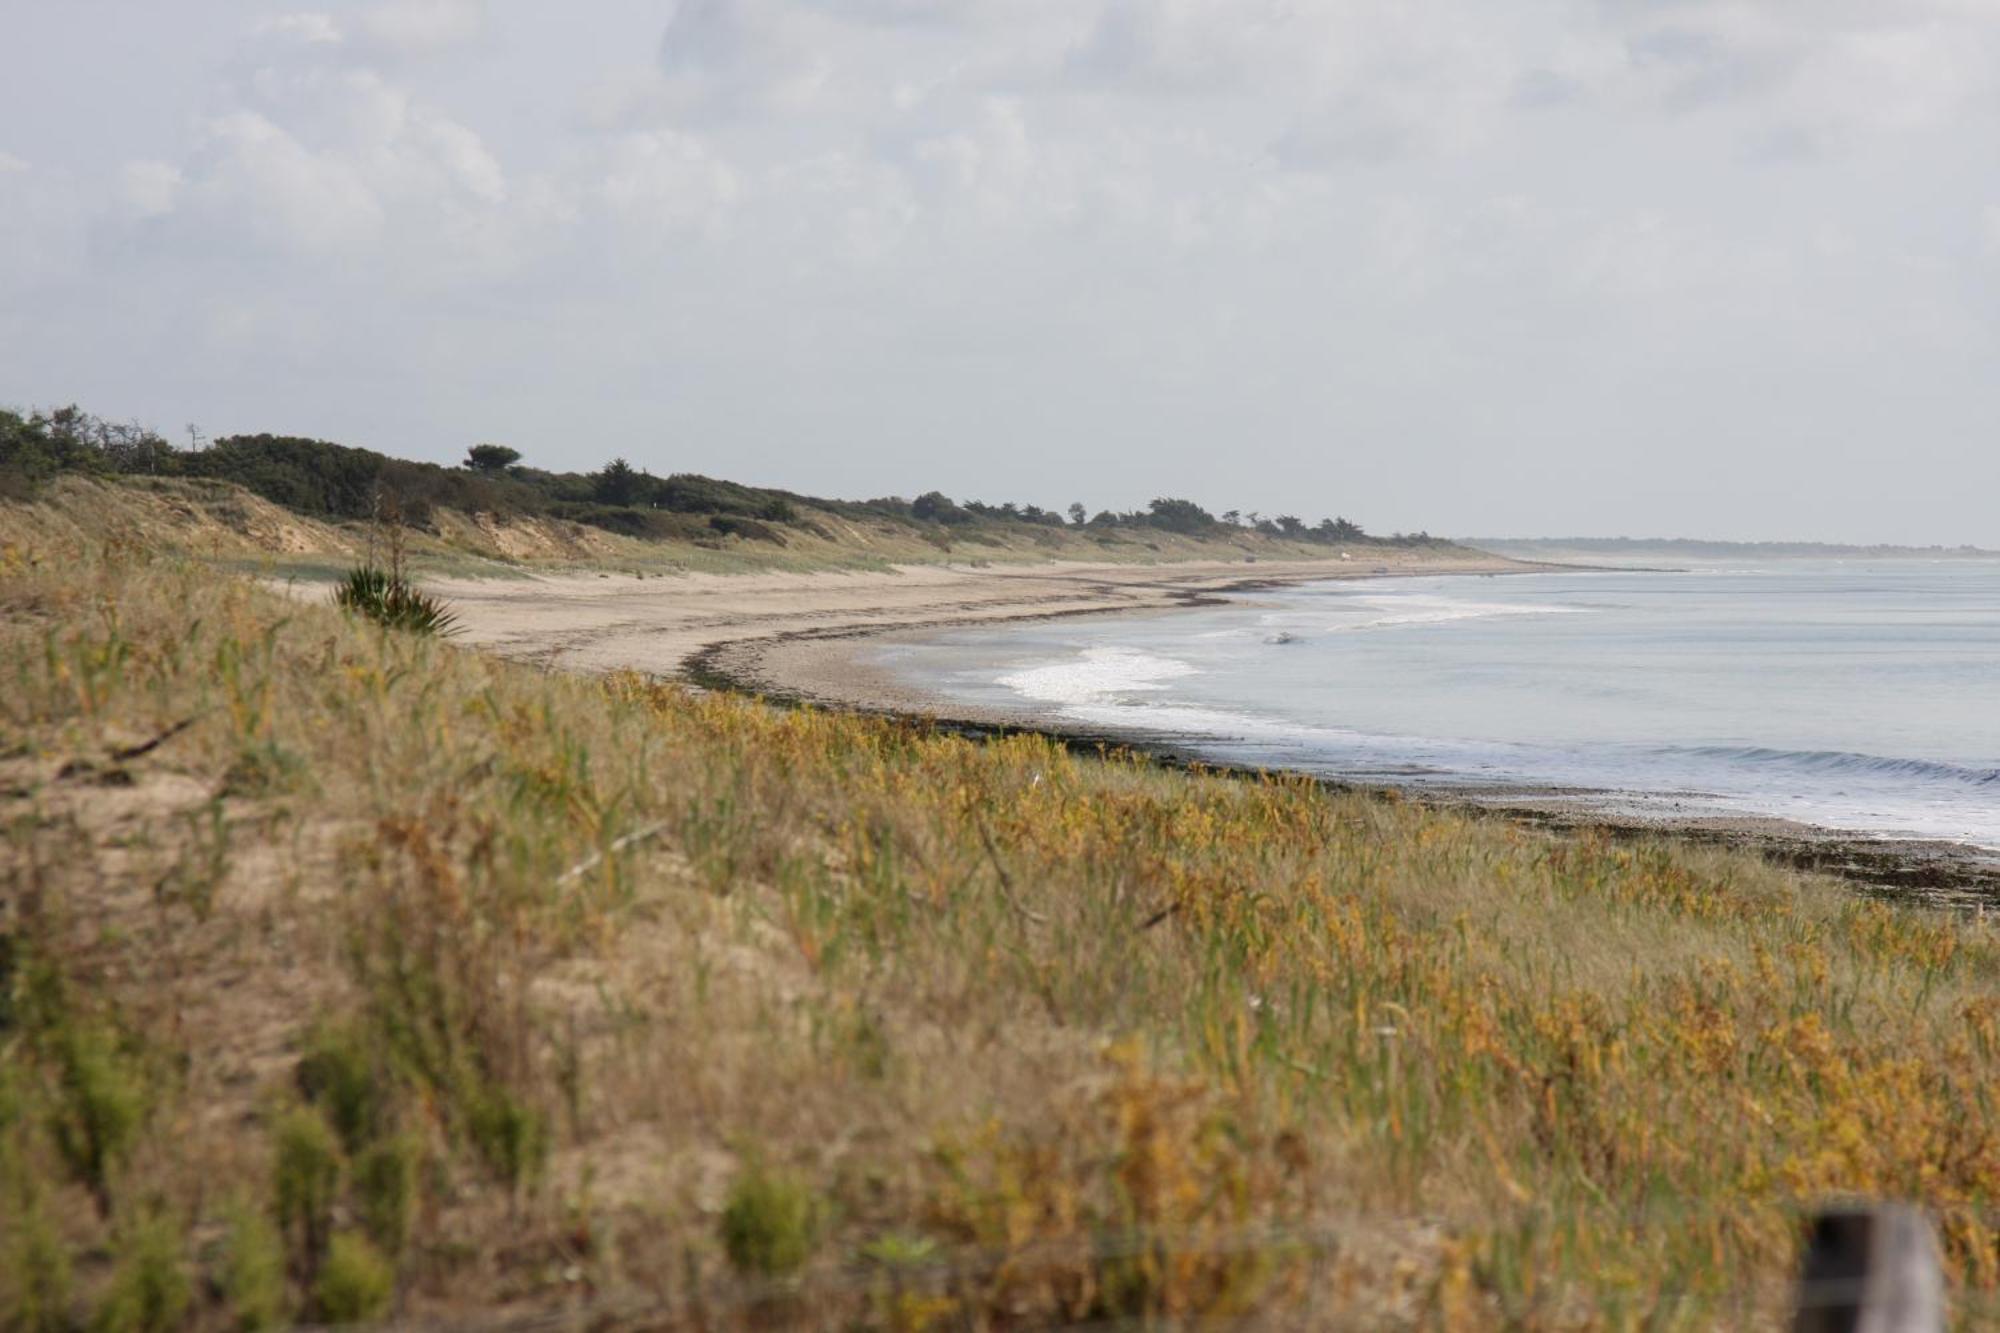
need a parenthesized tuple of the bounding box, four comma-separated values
(95, 1211, 191, 1333)
(720, 1158, 822, 1279)
(295, 1023, 391, 1155)
(313, 1233, 394, 1323)
(3, 1206, 74, 1333)
(466, 1085, 548, 1197)
(333, 565, 459, 636)
(272, 1107, 341, 1273)
(910, 490, 975, 525)
(220, 1203, 288, 1331)
(47, 1026, 146, 1219)
(352, 1137, 418, 1256)
(707, 513, 784, 544)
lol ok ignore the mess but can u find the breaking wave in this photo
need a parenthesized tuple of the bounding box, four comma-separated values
(1665, 746, 2000, 788)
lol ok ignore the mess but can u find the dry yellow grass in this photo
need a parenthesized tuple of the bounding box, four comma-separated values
(3, 527, 1999, 1329)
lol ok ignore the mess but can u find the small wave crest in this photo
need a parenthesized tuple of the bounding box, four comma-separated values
(1666, 745, 2000, 788)
(996, 647, 1197, 707)
(1325, 593, 1588, 633)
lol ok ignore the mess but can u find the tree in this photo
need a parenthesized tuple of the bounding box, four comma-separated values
(593, 457, 643, 505)
(465, 444, 521, 474)
(1316, 516, 1365, 541)
(1221, 510, 1241, 527)
(1144, 497, 1216, 534)
(1275, 514, 1306, 537)
(1067, 502, 1086, 526)
(912, 491, 970, 525)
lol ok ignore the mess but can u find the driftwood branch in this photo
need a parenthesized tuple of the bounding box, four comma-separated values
(110, 714, 205, 762)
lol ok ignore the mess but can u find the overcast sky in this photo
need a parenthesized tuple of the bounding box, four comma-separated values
(5, 2, 1999, 543)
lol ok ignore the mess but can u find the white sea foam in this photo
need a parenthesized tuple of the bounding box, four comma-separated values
(996, 646, 1198, 706)
(1323, 593, 1587, 633)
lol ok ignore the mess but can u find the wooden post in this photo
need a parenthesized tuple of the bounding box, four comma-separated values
(1793, 1203, 1944, 1333)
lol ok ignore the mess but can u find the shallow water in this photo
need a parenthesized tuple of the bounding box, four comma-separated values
(864, 561, 2000, 852)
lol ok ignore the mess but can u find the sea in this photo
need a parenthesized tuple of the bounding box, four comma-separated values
(862, 560, 2000, 854)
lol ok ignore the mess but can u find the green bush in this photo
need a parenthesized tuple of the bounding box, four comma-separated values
(719, 1158, 822, 1279)
(272, 1107, 341, 1270)
(466, 1086, 547, 1196)
(332, 565, 459, 637)
(94, 1212, 190, 1333)
(220, 1203, 287, 1331)
(3, 1205, 74, 1333)
(295, 1024, 391, 1154)
(313, 1233, 394, 1323)
(48, 1028, 146, 1218)
(352, 1137, 417, 1257)
(707, 514, 783, 544)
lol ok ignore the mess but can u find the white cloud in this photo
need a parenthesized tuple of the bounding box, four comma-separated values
(355, 0, 490, 58)
(597, 130, 738, 236)
(6, 0, 2000, 541)
(118, 160, 184, 218)
(190, 109, 387, 254)
(157, 55, 521, 267)
(256, 12, 344, 47)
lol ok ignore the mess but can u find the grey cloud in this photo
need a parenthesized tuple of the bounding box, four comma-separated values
(659, 0, 755, 72)
(1270, 114, 1412, 170)
(1509, 69, 1585, 111)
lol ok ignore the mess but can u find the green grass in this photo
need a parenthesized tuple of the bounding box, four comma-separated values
(1, 524, 1997, 1328)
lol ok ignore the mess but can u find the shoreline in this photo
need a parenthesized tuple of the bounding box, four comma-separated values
(425, 550, 2000, 908)
(685, 571, 2000, 912)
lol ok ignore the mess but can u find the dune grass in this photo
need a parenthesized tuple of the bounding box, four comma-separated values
(2, 531, 1999, 1329)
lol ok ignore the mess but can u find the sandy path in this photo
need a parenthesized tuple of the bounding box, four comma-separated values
(430, 550, 1541, 692)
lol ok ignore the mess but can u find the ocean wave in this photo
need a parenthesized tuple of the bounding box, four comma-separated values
(1664, 745, 2000, 788)
(1323, 593, 1588, 633)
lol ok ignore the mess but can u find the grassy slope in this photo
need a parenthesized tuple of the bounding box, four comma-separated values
(3, 525, 1999, 1329)
(10, 474, 1462, 581)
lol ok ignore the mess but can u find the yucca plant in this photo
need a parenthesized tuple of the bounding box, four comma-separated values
(333, 565, 459, 636)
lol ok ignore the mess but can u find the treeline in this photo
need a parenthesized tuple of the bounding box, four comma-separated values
(0, 408, 823, 545)
(0, 403, 1418, 547)
(911, 490, 1391, 544)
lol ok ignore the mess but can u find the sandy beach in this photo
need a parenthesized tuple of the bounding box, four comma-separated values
(433, 547, 1537, 689)
(429, 550, 2000, 907)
